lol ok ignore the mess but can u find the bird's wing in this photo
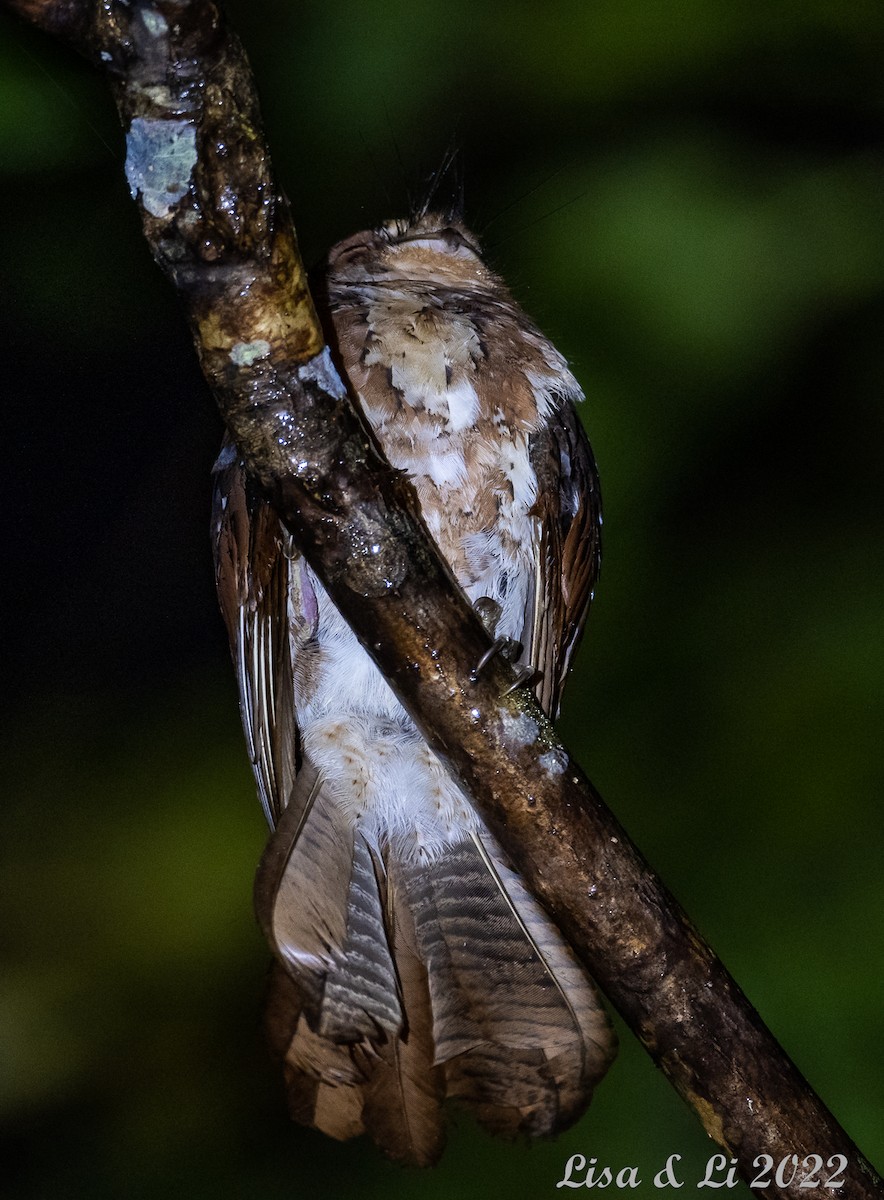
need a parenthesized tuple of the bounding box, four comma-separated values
(524, 397, 602, 720)
(211, 437, 315, 827)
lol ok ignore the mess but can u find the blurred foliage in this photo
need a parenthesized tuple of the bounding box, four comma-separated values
(1, 0, 882, 1196)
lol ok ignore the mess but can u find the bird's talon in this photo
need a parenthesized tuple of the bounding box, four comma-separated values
(502, 664, 536, 696)
(473, 635, 524, 679)
(475, 636, 509, 676)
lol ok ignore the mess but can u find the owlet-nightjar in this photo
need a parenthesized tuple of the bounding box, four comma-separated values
(212, 212, 616, 1166)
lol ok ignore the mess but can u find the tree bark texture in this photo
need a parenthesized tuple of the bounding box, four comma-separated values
(3, 1, 881, 1195)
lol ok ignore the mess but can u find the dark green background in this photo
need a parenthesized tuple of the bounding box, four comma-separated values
(1, 1, 882, 1196)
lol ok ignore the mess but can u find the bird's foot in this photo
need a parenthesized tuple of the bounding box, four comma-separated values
(470, 597, 533, 691)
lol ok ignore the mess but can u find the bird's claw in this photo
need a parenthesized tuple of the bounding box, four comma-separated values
(501, 663, 536, 696)
(474, 635, 522, 678)
(471, 598, 532, 692)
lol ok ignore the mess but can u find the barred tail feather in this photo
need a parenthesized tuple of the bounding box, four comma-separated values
(356, 871, 446, 1166)
(257, 760, 446, 1165)
(257, 769, 614, 1165)
(393, 829, 616, 1138)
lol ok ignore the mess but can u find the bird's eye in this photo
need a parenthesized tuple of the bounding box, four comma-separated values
(439, 226, 480, 255)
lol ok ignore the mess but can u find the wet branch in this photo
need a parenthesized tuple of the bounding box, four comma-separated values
(4, 1, 881, 1195)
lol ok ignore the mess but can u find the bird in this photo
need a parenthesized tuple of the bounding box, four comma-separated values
(211, 207, 616, 1166)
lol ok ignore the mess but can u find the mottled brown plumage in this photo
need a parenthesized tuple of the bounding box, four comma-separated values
(212, 213, 615, 1165)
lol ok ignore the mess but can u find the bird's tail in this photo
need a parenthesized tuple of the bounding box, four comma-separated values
(255, 758, 616, 1166)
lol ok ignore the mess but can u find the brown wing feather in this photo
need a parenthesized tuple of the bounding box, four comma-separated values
(526, 398, 602, 719)
(212, 438, 300, 826)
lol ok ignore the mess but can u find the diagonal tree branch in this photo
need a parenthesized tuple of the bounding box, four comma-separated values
(4, 0, 881, 1194)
